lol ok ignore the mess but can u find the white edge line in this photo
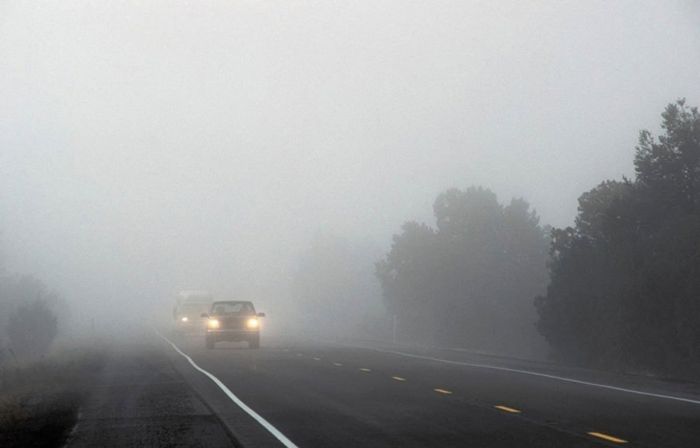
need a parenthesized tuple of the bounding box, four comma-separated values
(157, 333, 298, 448)
(60, 410, 82, 448)
(369, 347, 700, 406)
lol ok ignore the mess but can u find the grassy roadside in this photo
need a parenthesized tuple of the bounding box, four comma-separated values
(0, 347, 105, 448)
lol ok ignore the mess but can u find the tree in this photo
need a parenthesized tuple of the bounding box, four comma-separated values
(1, 276, 61, 359)
(536, 100, 700, 374)
(376, 222, 440, 343)
(377, 187, 549, 356)
(7, 299, 58, 358)
(635, 99, 700, 212)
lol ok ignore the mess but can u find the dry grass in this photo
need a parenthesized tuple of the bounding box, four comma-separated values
(0, 348, 105, 448)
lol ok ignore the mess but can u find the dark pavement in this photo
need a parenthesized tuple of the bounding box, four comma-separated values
(163, 334, 700, 447)
(65, 342, 237, 448)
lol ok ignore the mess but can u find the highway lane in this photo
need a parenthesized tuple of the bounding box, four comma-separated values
(168, 336, 700, 447)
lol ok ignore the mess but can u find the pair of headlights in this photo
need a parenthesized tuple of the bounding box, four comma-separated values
(207, 318, 259, 329)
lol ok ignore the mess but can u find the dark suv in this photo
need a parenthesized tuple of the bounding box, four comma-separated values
(202, 301, 265, 349)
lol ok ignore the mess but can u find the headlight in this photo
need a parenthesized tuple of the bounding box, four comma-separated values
(181, 316, 189, 322)
(207, 319, 220, 329)
(246, 318, 259, 329)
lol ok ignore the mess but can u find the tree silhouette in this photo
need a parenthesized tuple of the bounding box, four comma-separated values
(536, 100, 700, 373)
(377, 187, 549, 356)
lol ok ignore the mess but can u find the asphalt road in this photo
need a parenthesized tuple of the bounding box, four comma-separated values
(165, 334, 700, 448)
(66, 342, 237, 448)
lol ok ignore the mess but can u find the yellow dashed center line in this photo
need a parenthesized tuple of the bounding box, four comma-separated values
(433, 388, 453, 395)
(392, 376, 406, 382)
(494, 405, 521, 414)
(359, 368, 372, 372)
(588, 432, 628, 444)
(333, 362, 343, 367)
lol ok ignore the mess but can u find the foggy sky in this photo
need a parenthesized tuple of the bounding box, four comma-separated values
(1, 1, 699, 320)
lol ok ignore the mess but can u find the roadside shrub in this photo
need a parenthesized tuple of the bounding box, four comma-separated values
(7, 300, 58, 358)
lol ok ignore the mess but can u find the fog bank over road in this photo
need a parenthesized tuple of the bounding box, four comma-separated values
(1, 1, 699, 326)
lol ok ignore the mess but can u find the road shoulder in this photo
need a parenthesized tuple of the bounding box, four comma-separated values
(64, 340, 237, 448)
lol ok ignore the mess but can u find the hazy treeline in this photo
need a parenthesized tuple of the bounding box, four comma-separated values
(292, 99, 700, 376)
(0, 271, 63, 361)
(376, 187, 549, 357)
(537, 100, 700, 374)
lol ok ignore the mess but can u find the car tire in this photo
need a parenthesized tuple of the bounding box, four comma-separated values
(249, 335, 260, 349)
(206, 337, 215, 349)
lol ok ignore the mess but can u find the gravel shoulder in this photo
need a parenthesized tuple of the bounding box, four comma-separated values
(64, 340, 237, 448)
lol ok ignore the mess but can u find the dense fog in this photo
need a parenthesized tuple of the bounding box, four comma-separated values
(1, 1, 700, 358)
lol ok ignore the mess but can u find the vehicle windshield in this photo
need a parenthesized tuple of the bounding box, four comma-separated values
(210, 302, 255, 315)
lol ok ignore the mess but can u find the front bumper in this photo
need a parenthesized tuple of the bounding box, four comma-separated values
(206, 329, 259, 341)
